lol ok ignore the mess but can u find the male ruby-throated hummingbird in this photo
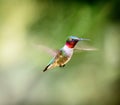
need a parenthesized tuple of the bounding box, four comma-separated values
(43, 36, 90, 72)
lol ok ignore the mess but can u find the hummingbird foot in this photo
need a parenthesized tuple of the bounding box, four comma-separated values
(59, 64, 65, 67)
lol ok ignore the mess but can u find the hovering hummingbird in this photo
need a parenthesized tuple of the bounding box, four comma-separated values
(43, 36, 90, 72)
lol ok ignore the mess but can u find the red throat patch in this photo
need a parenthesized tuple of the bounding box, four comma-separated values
(66, 41, 78, 48)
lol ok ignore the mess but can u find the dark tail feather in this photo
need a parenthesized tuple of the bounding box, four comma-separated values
(43, 64, 50, 72)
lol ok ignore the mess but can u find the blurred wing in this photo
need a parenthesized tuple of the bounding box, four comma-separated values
(32, 44, 57, 56)
(74, 41, 98, 52)
(74, 43, 98, 52)
(74, 46, 98, 52)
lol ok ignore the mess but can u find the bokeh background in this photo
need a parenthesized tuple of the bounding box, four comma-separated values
(0, 0, 120, 105)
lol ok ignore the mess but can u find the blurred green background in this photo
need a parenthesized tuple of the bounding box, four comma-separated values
(0, 0, 120, 105)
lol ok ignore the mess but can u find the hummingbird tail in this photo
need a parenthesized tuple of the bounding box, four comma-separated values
(43, 64, 50, 72)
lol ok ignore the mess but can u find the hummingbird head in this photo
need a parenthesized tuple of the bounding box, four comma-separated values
(66, 36, 89, 48)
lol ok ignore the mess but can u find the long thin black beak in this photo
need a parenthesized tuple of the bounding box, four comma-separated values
(78, 38, 90, 41)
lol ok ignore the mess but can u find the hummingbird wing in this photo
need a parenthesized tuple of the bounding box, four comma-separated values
(74, 42, 98, 52)
(32, 44, 58, 56)
(74, 46, 98, 51)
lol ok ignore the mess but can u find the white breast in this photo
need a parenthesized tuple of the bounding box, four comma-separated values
(62, 45, 73, 57)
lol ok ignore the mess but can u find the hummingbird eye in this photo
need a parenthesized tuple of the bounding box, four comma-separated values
(69, 38, 75, 41)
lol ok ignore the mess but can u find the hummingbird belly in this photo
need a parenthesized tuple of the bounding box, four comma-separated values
(47, 54, 71, 70)
(56, 55, 69, 66)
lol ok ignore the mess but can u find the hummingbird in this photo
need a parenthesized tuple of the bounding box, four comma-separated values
(43, 36, 90, 72)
